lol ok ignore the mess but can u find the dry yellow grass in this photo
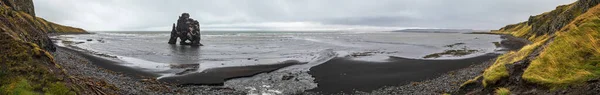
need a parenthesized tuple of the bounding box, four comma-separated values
(482, 35, 549, 86)
(482, 1, 600, 89)
(522, 6, 600, 88)
(16, 10, 85, 33)
(494, 87, 511, 95)
(461, 75, 482, 87)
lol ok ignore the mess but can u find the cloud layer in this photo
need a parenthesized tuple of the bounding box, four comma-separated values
(34, 0, 576, 31)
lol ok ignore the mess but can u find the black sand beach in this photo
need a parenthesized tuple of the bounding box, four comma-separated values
(53, 47, 244, 94)
(304, 35, 528, 94)
(60, 46, 160, 78)
(307, 54, 500, 94)
(58, 40, 305, 86)
(158, 60, 304, 85)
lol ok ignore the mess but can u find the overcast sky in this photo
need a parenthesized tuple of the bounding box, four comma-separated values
(34, 0, 576, 31)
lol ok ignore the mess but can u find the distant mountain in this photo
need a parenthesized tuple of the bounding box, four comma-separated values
(392, 29, 484, 33)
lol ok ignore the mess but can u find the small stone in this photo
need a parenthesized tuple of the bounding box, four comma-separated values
(282, 75, 294, 80)
(87, 39, 93, 41)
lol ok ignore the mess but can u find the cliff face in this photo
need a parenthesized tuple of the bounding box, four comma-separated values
(498, 0, 600, 39)
(464, 0, 600, 94)
(0, 0, 86, 51)
(1, 0, 35, 16)
(0, 1, 86, 94)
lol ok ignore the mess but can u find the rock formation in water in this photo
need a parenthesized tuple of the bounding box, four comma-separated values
(169, 13, 202, 46)
(460, 0, 600, 94)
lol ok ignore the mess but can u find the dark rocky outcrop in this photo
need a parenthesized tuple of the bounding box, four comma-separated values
(0, 1, 86, 50)
(1, 0, 35, 16)
(169, 13, 202, 46)
(501, 0, 600, 38)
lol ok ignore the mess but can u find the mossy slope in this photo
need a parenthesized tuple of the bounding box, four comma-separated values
(0, 1, 86, 94)
(481, 0, 600, 90)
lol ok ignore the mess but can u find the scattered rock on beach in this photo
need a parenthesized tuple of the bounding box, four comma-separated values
(424, 43, 480, 59)
(176, 69, 197, 75)
(282, 75, 294, 80)
(423, 49, 479, 59)
(96, 53, 118, 58)
(444, 43, 465, 48)
(350, 51, 388, 57)
(170, 64, 199, 69)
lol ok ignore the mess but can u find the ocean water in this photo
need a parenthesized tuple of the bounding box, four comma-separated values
(53, 31, 503, 94)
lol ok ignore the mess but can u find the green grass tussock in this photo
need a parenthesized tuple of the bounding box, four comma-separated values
(494, 87, 511, 95)
(0, 3, 78, 94)
(0, 78, 37, 95)
(482, 36, 549, 86)
(44, 82, 76, 95)
(460, 75, 482, 87)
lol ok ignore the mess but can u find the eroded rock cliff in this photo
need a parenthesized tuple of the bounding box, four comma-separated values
(1, 0, 35, 16)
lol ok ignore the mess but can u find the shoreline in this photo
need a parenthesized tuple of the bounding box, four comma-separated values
(305, 34, 528, 94)
(57, 41, 306, 86)
(50, 33, 245, 94)
(53, 46, 244, 94)
(307, 53, 501, 94)
(360, 34, 527, 94)
(58, 47, 159, 78)
(158, 60, 304, 85)
(51, 33, 526, 94)
(51, 33, 306, 86)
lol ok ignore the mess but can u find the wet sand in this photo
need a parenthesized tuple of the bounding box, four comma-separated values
(60, 43, 305, 86)
(158, 60, 304, 85)
(60, 47, 159, 78)
(306, 34, 527, 94)
(307, 54, 500, 94)
(54, 47, 244, 94)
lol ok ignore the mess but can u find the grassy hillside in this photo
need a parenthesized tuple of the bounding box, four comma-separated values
(523, 5, 600, 88)
(0, 1, 86, 94)
(481, 0, 600, 89)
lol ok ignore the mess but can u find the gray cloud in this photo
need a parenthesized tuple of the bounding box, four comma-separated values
(34, 0, 576, 31)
